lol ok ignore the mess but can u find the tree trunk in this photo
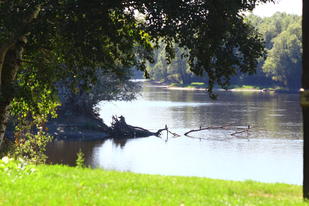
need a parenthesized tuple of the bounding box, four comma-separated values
(0, 44, 12, 150)
(0, 5, 40, 151)
(0, 102, 10, 149)
(0, 44, 24, 150)
(302, 0, 309, 199)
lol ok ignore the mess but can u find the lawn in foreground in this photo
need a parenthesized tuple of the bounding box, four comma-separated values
(0, 165, 307, 206)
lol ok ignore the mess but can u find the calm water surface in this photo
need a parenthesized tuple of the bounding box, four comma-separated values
(47, 85, 303, 185)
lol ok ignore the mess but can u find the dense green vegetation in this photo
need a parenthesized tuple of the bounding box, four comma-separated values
(1, 1, 308, 201)
(146, 13, 302, 91)
(0, 0, 270, 155)
(0, 159, 307, 206)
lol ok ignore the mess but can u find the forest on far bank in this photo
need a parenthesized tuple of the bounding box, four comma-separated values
(137, 12, 302, 91)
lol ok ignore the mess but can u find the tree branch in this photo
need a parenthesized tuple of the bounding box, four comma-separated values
(184, 124, 234, 136)
(230, 126, 251, 136)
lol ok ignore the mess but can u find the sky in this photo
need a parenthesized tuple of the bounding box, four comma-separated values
(252, 0, 302, 17)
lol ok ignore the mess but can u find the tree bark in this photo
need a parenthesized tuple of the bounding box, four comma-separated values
(0, 44, 14, 149)
(0, 43, 14, 84)
(303, 0, 309, 199)
(0, 102, 10, 149)
(0, 42, 25, 150)
(0, 5, 41, 151)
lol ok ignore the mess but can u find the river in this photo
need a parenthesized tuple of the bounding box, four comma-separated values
(47, 84, 303, 185)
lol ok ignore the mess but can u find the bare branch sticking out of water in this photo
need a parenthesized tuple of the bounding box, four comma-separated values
(184, 124, 251, 140)
(230, 125, 251, 137)
(155, 125, 181, 137)
(184, 123, 236, 136)
(168, 130, 181, 137)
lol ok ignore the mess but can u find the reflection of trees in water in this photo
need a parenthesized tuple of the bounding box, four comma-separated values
(46, 140, 103, 166)
(112, 138, 128, 148)
(46, 138, 129, 167)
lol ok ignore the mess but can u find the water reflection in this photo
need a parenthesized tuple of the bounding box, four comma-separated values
(90, 137, 302, 185)
(47, 86, 303, 185)
(46, 140, 103, 166)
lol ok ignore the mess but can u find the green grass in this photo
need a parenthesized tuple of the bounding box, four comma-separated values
(166, 82, 288, 92)
(0, 164, 308, 206)
(228, 85, 285, 91)
(169, 82, 207, 89)
(190, 82, 206, 86)
(169, 82, 182, 87)
(186, 82, 206, 89)
(229, 85, 262, 90)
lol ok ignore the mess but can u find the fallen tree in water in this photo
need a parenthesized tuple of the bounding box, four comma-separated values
(47, 113, 249, 140)
(109, 116, 180, 138)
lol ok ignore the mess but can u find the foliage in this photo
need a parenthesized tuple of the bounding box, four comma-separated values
(75, 150, 85, 168)
(146, 42, 197, 84)
(0, 0, 154, 152)
(58, 68, 141, 117)
(247, 13, 302, 90)
(263, 18, 302, 89)
(147, 13, 302, 91)
(6, 72, 59, 163)
(0, 0, 273, 153)
(0, 164, 307, 205)
(0, 156, 36, 178)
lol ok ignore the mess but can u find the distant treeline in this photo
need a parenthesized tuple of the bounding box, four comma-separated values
(140, 13, 301, 91)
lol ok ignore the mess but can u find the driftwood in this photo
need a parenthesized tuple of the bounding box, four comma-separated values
(109, 116, 179, 138)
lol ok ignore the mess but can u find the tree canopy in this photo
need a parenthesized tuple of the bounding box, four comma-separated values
(146, 13, 302, 91)
(0, 0, 272, 153)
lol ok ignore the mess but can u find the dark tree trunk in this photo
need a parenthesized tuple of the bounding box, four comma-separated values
(0, 102, 10, 149)
(0, 45, 24, 150)
(0, 44, 12, 149)
(302, 0, 309, 199)
(0, 7, 40, 151)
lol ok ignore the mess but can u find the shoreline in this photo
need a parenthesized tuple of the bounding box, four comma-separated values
(45, 80, 297, 141)
(144, 80, 298, 93)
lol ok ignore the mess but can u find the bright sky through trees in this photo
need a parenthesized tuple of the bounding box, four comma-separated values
(253, 0, 302, 16)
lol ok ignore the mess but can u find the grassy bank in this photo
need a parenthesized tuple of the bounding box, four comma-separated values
(169, 82, 208, 90)
(0, 164, 307, 206)
(228, 85, 282, 91)
(164, 82, 281, 91)
(147, 80, 295, 93)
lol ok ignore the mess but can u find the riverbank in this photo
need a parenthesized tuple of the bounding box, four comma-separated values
(47, 113, 110, 141)
(0, 164, 307, 205)
(144, 80, 295, 93)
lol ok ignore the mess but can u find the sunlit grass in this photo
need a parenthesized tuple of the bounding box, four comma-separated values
(190, 82, 206, 86)
(229, 85, 262, 90)
(0, 164, 307, 206)
(169, 82, 207, 89)
(229, 85, 284, 91)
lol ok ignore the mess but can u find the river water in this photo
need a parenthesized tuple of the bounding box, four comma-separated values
(47, 85, 303, 185)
